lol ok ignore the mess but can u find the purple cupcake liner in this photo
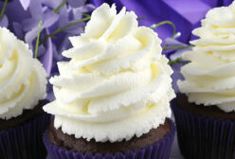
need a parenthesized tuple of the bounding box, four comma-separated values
(44, 119, 175, 159)
(0, 114, 50, 159)
(171, 101, 235, 159)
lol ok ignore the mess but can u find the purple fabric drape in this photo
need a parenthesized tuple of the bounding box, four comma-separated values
(90, 0, 233, 42)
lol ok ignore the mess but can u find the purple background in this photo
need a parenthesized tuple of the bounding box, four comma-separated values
(90, 0, 233, 42)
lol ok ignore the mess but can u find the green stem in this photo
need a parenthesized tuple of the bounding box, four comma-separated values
(168, 57, 183, 65)
(150, 20, 177, 37)
(34, 20, 42, 58)
(163, 45, 192, 51)
(53, 0, 67, 13)
(42, 15, 90, 44)
(0, 0, 8, 20)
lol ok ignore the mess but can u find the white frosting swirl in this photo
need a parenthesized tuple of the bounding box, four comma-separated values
(178, 2, 235, 112)
(44, 4, 175, 142)
(0, 27, 47, 119)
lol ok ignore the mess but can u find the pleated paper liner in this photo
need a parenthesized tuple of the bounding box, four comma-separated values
(44, 119, 175, 159)
(0, 114, 50, 159)
(171, 100, 235, 159)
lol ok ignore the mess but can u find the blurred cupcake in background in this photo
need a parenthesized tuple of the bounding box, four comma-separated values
(43, 3, 175, 159)
(172, 2, 235, 159)
(0, 27, 49, 159)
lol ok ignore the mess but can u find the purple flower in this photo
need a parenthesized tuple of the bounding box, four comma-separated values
(0, 15, 8, 27)
(0, 0, 9, 27)
(162, 33, 190, 58)
(0, 0, 94, 75)
(19, 0, 30, 10)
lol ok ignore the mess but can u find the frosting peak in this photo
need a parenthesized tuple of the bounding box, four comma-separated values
(0, 27, 47, 119)
(178, 2, 235, 112)
(44, 4, 174, 142)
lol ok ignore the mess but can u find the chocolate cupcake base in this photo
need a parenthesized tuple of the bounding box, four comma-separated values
(44, 118, 175, 159)
(0, 100, 50, 159)
(172, 94, 235, 159)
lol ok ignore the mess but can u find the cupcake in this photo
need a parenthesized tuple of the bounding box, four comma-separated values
(0, 27, 49, 159)
(43, 3, 175, 159)
(172, 2, 235, 159)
